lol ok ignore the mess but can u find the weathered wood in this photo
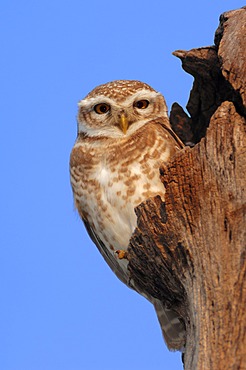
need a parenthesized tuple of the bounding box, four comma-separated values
(215, 7, 246, 109)
(128, 7, 246, 370)
(170, 7, 246, 145)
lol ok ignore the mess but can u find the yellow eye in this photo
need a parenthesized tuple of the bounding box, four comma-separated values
(94, 103, 110, 114)
(134, 100, 149, 109)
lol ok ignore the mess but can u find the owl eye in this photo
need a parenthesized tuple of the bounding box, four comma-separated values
(94, 103, 110, 114)
(134, 100, 149, 109)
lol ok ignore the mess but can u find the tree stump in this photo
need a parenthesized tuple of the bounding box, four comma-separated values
(128, 7, 246, 370)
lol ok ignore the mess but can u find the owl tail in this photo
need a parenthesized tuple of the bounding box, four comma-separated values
(153, 299, 186, 351)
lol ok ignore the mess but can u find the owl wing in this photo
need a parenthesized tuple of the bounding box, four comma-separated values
(153, 299, 186, 351)
(82, 217, 129, 286)
(158, 118, 185, 149)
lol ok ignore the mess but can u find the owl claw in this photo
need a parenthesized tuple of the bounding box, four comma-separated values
(115, 250, 128, 259)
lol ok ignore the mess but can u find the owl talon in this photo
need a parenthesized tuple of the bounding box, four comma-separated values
(115, 250, 128, 259)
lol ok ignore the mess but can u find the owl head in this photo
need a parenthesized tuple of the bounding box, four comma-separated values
(77, 80, 169, 138)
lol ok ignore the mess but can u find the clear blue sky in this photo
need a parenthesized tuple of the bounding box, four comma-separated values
(1, 1, 244, 369)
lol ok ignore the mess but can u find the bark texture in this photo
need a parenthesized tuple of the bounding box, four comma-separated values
(128, 7, 246, 370)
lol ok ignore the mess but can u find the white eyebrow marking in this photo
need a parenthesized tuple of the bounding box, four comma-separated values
(78, 96, 115, 111)
(123, 90, 161, 104)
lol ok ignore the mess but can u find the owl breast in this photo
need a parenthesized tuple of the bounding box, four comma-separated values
(71, 126, 171, 259)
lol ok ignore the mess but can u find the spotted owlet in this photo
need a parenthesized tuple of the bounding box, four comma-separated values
(70, 80, 185, 350)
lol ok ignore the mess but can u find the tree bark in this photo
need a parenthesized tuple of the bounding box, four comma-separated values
(128, 7, 246, 370)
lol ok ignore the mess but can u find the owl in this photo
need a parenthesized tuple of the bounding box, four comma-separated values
(70, 80, 185, 350)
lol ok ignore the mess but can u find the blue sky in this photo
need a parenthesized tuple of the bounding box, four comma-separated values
(1, 1, 244, 369)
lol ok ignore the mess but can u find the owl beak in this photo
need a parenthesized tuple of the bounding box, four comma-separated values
(119, 114, 129, 134)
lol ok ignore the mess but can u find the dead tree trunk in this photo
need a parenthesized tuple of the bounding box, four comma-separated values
(128, 7, 246, 370)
